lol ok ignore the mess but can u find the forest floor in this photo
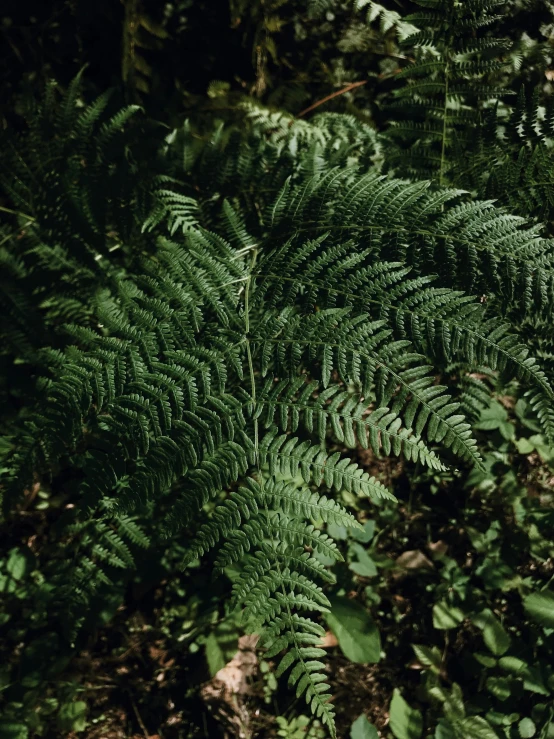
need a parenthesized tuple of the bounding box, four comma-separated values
(4, 404, 554, 739)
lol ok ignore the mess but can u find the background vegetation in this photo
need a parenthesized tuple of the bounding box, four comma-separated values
(1, 1, 554, 738)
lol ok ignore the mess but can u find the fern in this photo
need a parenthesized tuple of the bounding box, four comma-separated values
(0, 72, 164, 371)
(357, 0, 419, 42)
(384, 0, 511, 184)
(456, 87, 554, 225)
(3, 72, 554, 736)
(0, 71, 145, 253)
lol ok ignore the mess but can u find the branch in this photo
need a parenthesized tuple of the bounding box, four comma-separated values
(296, 81, 367, 118)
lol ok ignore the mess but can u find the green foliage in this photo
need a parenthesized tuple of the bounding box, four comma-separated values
(384, 0, 511, 184)
(4, 70, 554, 735)
(457, 88, 554, 226)
(276, 714, 326, 738)
(1, 3, 554, 738)
(350, 714, 379, 739)
(389, 689, 423, 739)
(326, 596, 381, 663)
(0, 70, 160, 368)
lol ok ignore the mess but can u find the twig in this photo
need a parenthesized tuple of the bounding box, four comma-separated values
(85, 683, 119, 690)
(296, 80, 367, 118)
(128, 690, 150, 739)
(440, 631, 450, 676)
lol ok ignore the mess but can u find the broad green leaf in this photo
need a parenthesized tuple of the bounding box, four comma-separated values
(486, 676, 511, 701)
(518, 718, 536, 738)
(57, 702, 87, 734)
(474, 652, 497, 668)
(276, 715, 309, 736)
(523, 590, 554, 629)
(457, 716, 500, 738)
(515, 437, 534, 454)
(433, 601, 465, 630)
(435, 719, 456, 739)
(529, 435, 554, 464)
(350, 714, 379, 739)
(515, 400, 541, 432)
(326, 596, 381, 663)
(429, 684, 465, 721)
(476, 558, 514, 591)
(328, 523, 349, 540)
(0, 573, 16, 594)
(474, 402, 508, 431)
(498, 656, 549, 695)
(6, 548, 35, 581)
(204, 621, 239, 677)
(412, 644, 441, 673)
(351, 520, 375, 543)
(205, 632, 226, 676)
(473, 609, 511, 656)
(389, 689, 423, 739)
(349, 543, 378, 577)
(499, 421, 515, 440)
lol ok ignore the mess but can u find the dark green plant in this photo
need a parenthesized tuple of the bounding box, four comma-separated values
(2, 2, 554, 735)
(457, 87, 554, 225)
(383, 0, 511, 184)
(0, 69, 163, 362)
(3, 74, 554, 736)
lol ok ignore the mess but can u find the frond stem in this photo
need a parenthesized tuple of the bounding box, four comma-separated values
(245, 245, 259, 456)
(0, 205, 36, 221)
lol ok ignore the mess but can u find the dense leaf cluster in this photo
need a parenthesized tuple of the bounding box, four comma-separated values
(1, 1, 554, 737)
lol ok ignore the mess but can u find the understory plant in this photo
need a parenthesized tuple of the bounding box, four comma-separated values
(1, 2, 554, 738)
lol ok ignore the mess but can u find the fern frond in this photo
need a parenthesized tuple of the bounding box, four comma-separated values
(384, 0, 511, 183)
(143, 177, 200, 234)
(256, 377, 446, 470)
(6, 68, 554, 738)
(258, 429, 396, 501)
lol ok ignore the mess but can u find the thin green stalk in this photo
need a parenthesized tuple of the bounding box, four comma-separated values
(0, 205, 35, 221)
(439, 59, 450, 187)
(244, 246, 259, 455)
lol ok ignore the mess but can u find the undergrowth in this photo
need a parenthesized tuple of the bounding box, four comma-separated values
(1, 2, 554, 738)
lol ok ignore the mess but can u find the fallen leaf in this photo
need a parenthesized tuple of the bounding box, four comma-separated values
(319, 630, 339, 648)
(395, 550, 434, 571)
(427, 540, 448, 557)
